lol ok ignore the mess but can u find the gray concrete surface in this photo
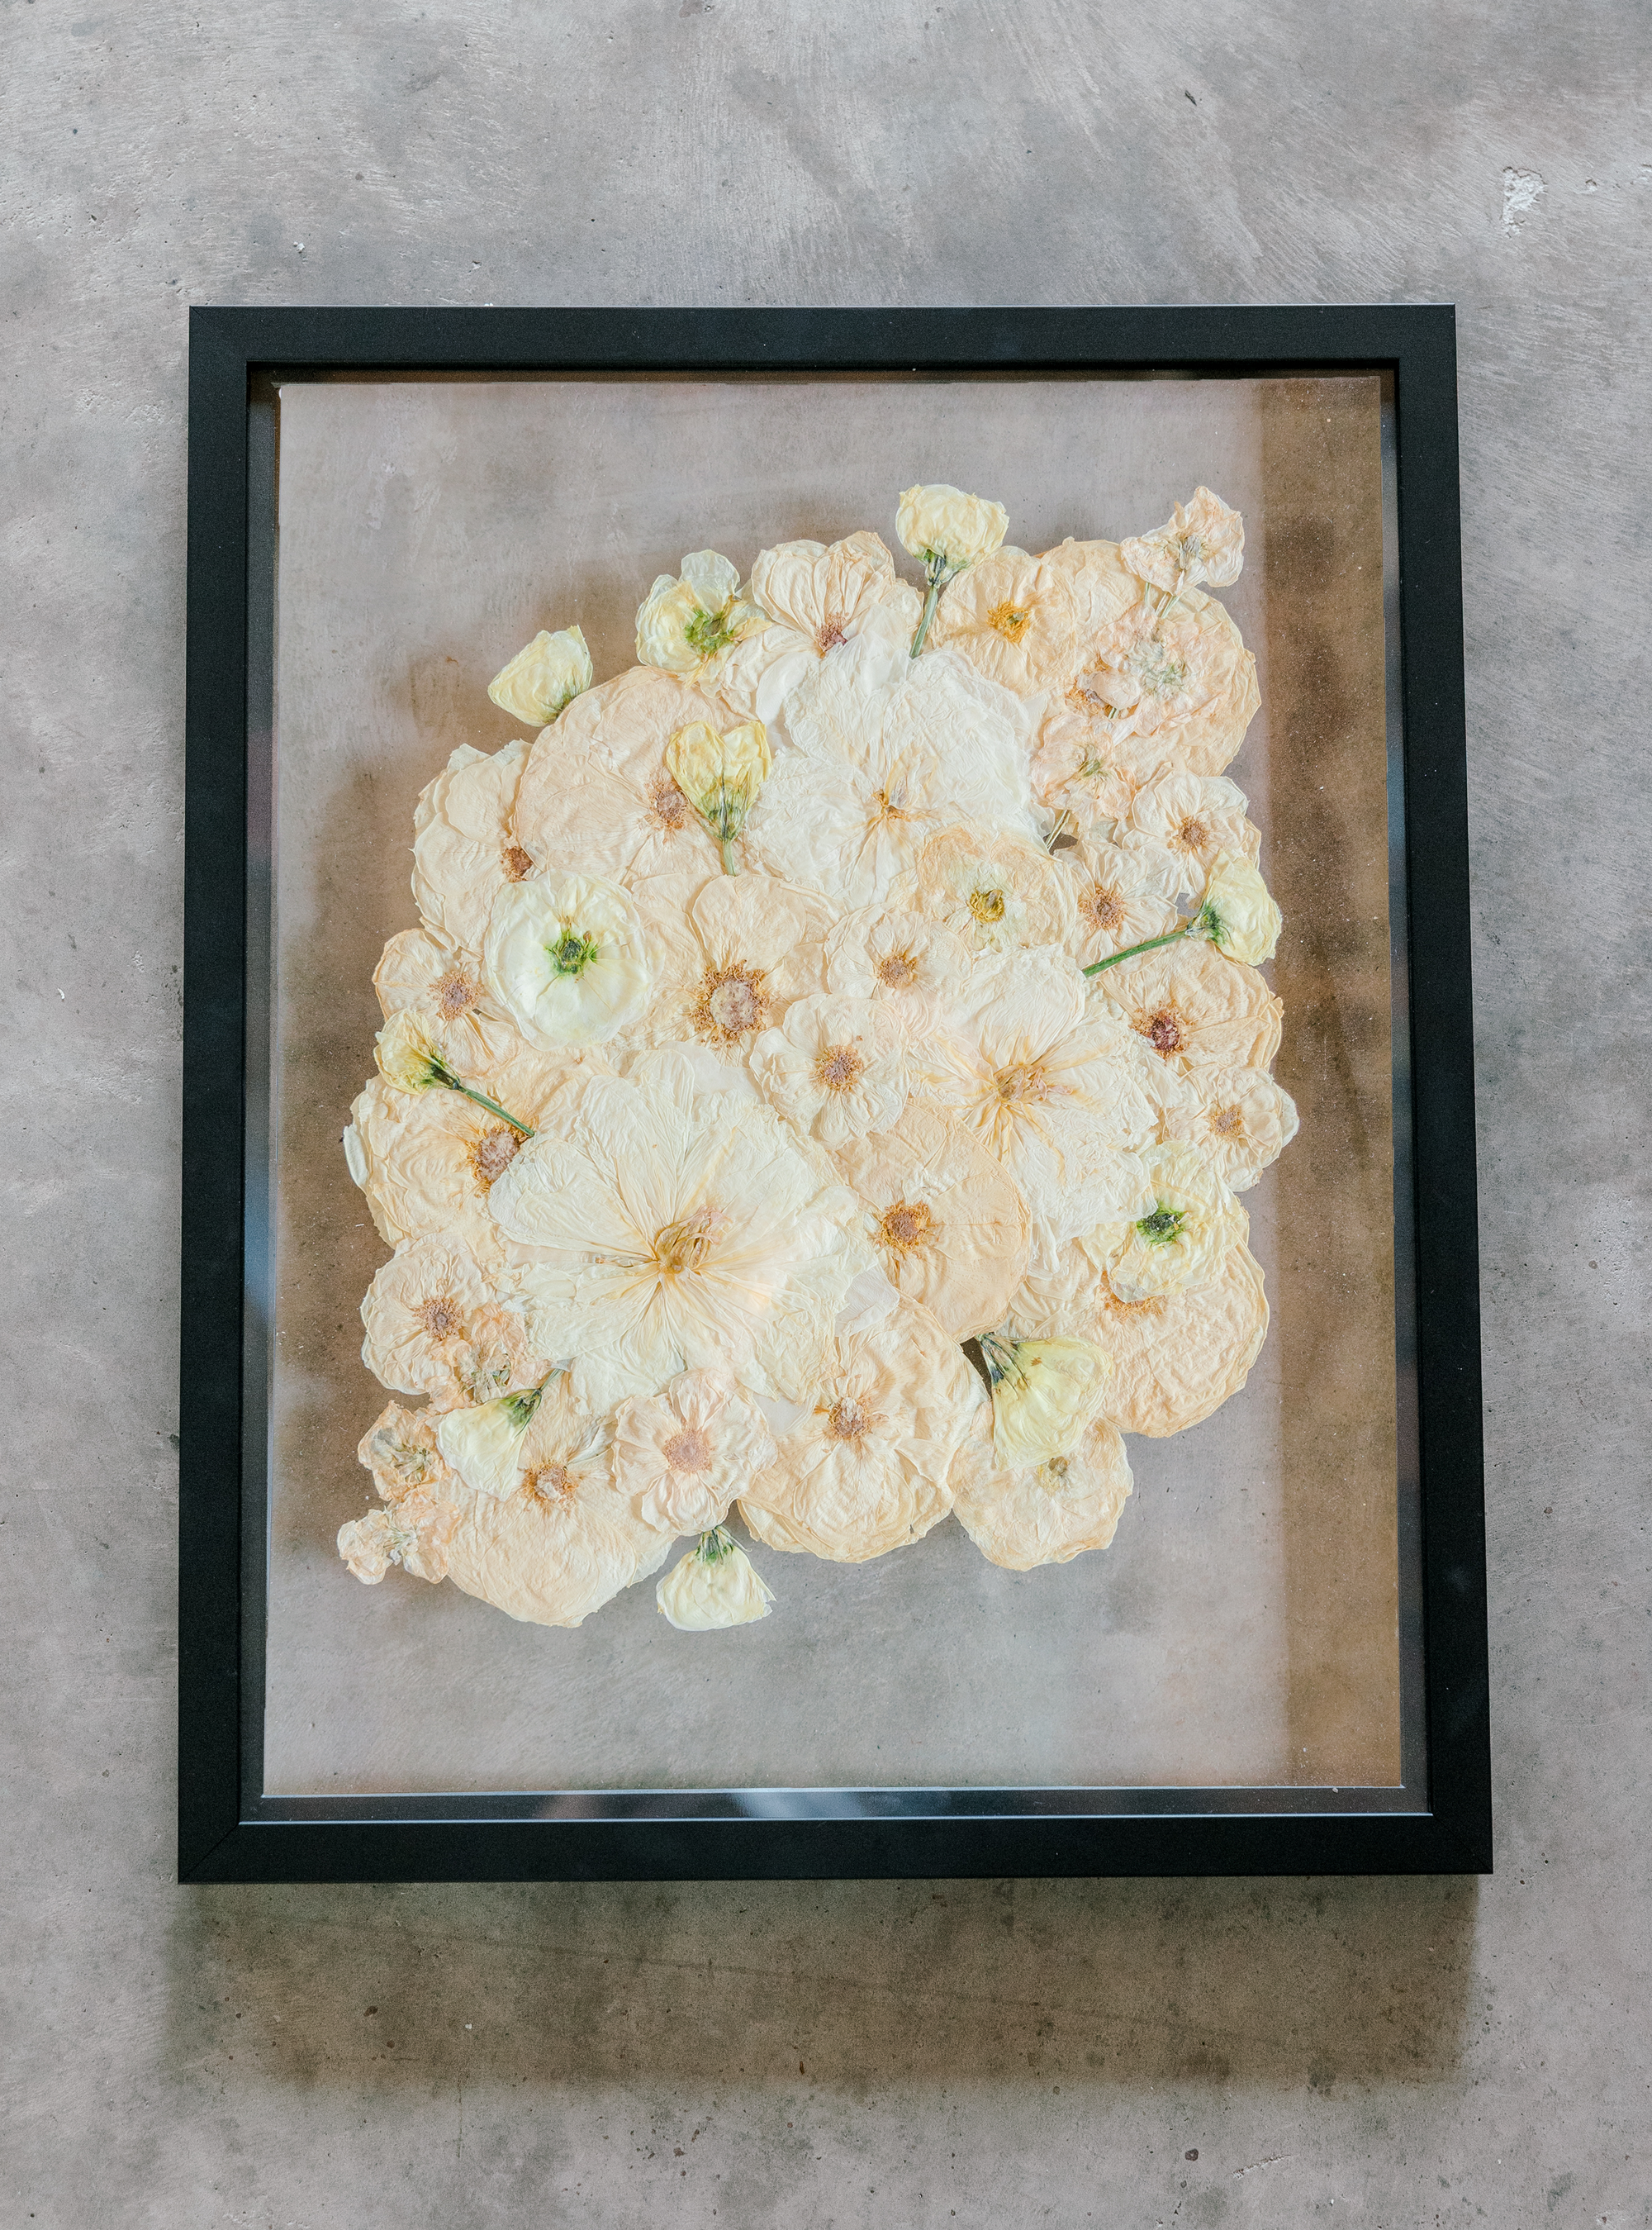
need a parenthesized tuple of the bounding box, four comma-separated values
(2, 1, 1647, 2223)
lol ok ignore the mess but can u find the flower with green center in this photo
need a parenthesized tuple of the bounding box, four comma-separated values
(1120, 486, 1245, 595)
(1195, 849, 1283, 965)
(895, 483, 1009, 656)
(662, 717, 773, 873)
(656, 1526, 776, 1630)
(977, 1330, 1111, 1468)
(487, 625, 594, 728)
(482, 868, 653, 1047)
(636, 550, 762, 673)
(1085, 1139, 1243, 1304)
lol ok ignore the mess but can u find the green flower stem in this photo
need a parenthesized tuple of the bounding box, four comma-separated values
(1081, 921, 1200, 979)
(909, 554, 956, 659)
(719, 834, 740, 877)
(432, 1068, 537, 1137)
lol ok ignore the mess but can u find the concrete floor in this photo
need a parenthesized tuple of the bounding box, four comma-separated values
(3, 2, 1648, 2223)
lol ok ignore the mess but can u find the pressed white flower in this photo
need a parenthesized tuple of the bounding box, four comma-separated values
(950, 1402, 1133, 1571)
(714, 532, 921, 723)
(896, 484, 1008, 571)
(412, 739, 534, 951)
(1177, 1064, 1300, 1191)
(636, 549, 762, 673)
(739, 1300, 981, 1562)
(359, 1234, 495, 1397)
(613, 1367, 776, 1536)
(1084, 1139, 1244, 1304)
(928, 545, 1081, 696)
(491, 1053, 869, 1410)
(435, 1377, 553, 1500)
(357, 1400, 453, 1504)
(1091, 936, 1283, 1079)
(339, 1507, 434, 1586)
(1199, 848, 1282, 964)
(751, 991, 908, 1148)
(628, 867, 833, 1054)
(657, 1527, 776, 1629)
(482, 868, 653, 1048)
(977, 1331, 1111, 1467)
(664, 716, 771, 871)
(373, 925, 525, 1077)
(439, 1373, 670, 1627)
(487, 625, 594, 727)
(1075, 592, 1260, 778)
(1120, 486, 1245, 592)
(832, 1101, 1028, 1342)
(1127, 769, 1260, 899)
(1061, 832, 1183, 969)
(892, 822, 1077, 957)
(913, 946, 1181, 1253)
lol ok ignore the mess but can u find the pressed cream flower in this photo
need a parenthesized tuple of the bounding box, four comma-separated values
(514, 664, 734, 831)
(892, 822, 1077, 957)
(487, 625, 594, 728)
(1178, 1064, 1300, 1191)
(515, 759, 721, 891)
(715, 532, 921, 723)
(739, 1300, 980, 1562)
(373, 925, 525, 1077)
(412, 739, 534, 952)
(928, 546, 1081, 696)
(1091, 936, 1283, 1079)
(338, 1505, 453, 1588)
(483, 868, 653, 1048)
(1120, 486, 1245, 593)
(832, 1101, 1028, 1342)
(821, 905, 974, 1047)
(1079, 592, 1260, 777)
(359, 1234, 495, 1398)
(898, 484, 1009, 655)
(1198, 849, 1282, 964)
(976, 1331, 1111, 1467)
(664, 717, 772, 873)
(358, 1400, 453, 1504)
(751, 991, 908, 1149)
(1061, 833, 1183, 969)
(636, 550, 761, 673)
(614, 1367, 776, 1537)
(657, 1527, 776, 1629)
(1085, 1139, 1244, 1304)
(491, 1053, 869, 1410)
(950, 1403, 1133, 1571)
(1127, 769, 1260, 898)
(629, 867, 833, 1055)
(435, 1372, 556, 1499)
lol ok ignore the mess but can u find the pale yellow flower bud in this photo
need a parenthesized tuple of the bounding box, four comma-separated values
(1200, 849, 1282, 965)
(663, 718, 772, 865)
(656, 1529, 776, 1630)
(895, 483, 1009, 571)
(981, 1334, 1111, 1468)
(373, 1009, 449, 1093)
(487, 625, 594, 727)
(435, 1382, 548, 1501)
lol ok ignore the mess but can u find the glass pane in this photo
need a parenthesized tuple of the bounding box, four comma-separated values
(251, 370, 1417, 1808)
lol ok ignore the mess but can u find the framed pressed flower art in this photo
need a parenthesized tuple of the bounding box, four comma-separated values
(179, 306, 1489, 1881)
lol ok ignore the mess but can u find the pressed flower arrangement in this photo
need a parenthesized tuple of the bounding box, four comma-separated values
(339, 483, 1298, 1629)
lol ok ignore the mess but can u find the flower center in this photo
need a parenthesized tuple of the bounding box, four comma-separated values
(1137, 1205, 1186, 1246)
(419, 1294, 464, 1341)
(468, 1125, 520, 1190)
(815, 617, 847, 654)
(875, 949, 920, 991)
(1174, 815, 1211, 853)
(814, 1041, 866, 1095)
(1127, 642, 1188, 697)
(652, 1206, 720, 1277)
(501, 843, 535, 882)
(995, 1061, 1050, 1105)
(548, 928, 601, 977)
(1081, 882, 1124, 935)
(662, 1425, 713, 1474)
(1208, 1104, 1245, 1139)
(987, 600, 1033, 643)
(648, 773, 691, 831)
(433, 968, 481, 1020)
(524, 1461, 576, 1505)
(968, 885, 1007, 925)
(1037, 1453, 1072, 1491)
(1144, 1006, 1187, 1057)
(696, 964, 770, 1043)
(825, 1395, 880, 1447)
(876, 1199, 935, 1256)
(683, 598, 740, 659)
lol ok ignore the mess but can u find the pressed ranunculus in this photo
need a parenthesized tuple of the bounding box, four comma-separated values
(1090, 936, 1283, 1079)
(1076, 592, 1260, 777)
(949, 1401, 1133, 1571)
(1178, 1064, 1300, 1191)
(358, 1400, 453, 1504)
(664, 716, 772, 871)
(628, 867, 833, 1056)
(714, 532, 921, 723)
(487, 625, 594, 727)
(891, 822, 1077, 957)
(1084, 1139, 1244, 1304)
(359, 1234, 496, 1398)
(751, 991, 908, 1149)
(1127, 768, 1260, 899)
(821, 905, 974, 1051)
(928, 546, 1082, 696)
(482, 868, 652, 1048)
(977, 1330, 1111, 1468)
(656, 1528, 776, 1629)
(1198, 849, 1282, 965)
(636, 550, 762, 673)
(412, 739, 535, 952)
(896, 484, 1009, 572)
(613, 1367, 776, 1537)
(373, 925, 525, 1077)
(1061, 833, 1183, 970)
(1120, 486, 1245, 592)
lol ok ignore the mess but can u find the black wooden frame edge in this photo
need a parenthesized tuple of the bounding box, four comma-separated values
(179, 304, 1489, 1884)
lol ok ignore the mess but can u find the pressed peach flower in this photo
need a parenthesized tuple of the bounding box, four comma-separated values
(1083, 1139, 1244, 1303)
(832, 1101, 1028, 1342)
(635, 549, 762, 674)
(614, 1368, 776, 1537)
(491, 1051, 869, 1411)
(483, 868, 653, 1048)
(337, 1497, 456, 1588)
(1176, 1064, 1300, 1191)
(357, 1400, 453, 1504)
(928, 546, 1080, 696)
(628, 867, 833, 1056)
(1091, 936, 1283, 1079)
(487, 625, 593, 728)
(949, 1402, 1133, 1571)
(657, 1528, 776, 1629)
(1061, 832, 1183, 969)
(359, 1234, 495, 1398)
(412, 739, 534, 951)
(752, 991, 907, 1148)
(373, 925, 525, 1077)
(977, 1331, 1111, 1467)
(821, 904, 976, 1060)
(716, 532, 921, 722)
(1079, 592, 1260, 777)
(514, 664, 735, 838)
(439, 1374, 670, 1627)
(739, 1300, 980, 1562)
(1120, 486, 1245, 592)
(1127, 769, 1260, 898)
(892, 822, 1077, 958)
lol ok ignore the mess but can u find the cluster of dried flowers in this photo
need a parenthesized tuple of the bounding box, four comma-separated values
(339, 483, 1298, 1632)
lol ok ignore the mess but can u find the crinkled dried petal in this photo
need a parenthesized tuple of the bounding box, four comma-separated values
(627, 867, 833, 1055)
(656, 1533, 776, 1629)
(1078, 594, 1259, 778)
(1061, 832, 1183, 968)
(412, 739, 533, 949)
(1084, 1139, 1245, 1303)
(358, 1400, 453, 1504)
(1174, 1064, 1300, 1191)
(928, 546, 1081, 695)
(1093, 937, 1283, 1078)
(359, 1235, 495, 1397)
(487, 625, 594, 728)
(1127, 768, 1259, 899)
(984, 1334, 1110, 1467)
(950, 1403, 1132, 1570)
(510, 760, 721, 888)
(1099, 1243, 1269, 1435)
(1120, 487, 1245, 592)
(374, 925, 527, 1076)
(1200, 849, 1281, 965)
(613, 1367, 776, 1537)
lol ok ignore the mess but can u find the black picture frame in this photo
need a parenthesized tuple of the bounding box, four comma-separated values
(180, 305, 1488, 1884)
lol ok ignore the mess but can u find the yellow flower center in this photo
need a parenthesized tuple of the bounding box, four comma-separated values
(468, 1125, 520, 1190)
(419, 1294, 464, 1341)
(1208, 1104, 1245, 1139)
(987, 600, 1033, 643)
(524, 1462, 576, 1505)
(1081, 882, 1124, 936)
(875, 949, 920, 991)
(876, 1199, 936, 1257)
(1175, 815, 1211, 853)
(501, 843, 535, 882)
(651, 1206, 721, 1277)
(695, 963, 770, 1044)
(662, 1425, 713, 1474)
(994, 1061, 1051, 1106)
(967, 885, 1007, 925)
(815, 617, 847, 654)
(814, 1041, 866, 1096)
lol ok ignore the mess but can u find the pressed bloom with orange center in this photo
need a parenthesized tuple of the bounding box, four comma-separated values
(1091, 937, 1283, 1079)
(629, 868, 834, 1057)
(753, 991, 907, 1148)
(613, 1367, 779, 1538)
(358, 1234, 496, 1398)
(929, 547, 1081, 694)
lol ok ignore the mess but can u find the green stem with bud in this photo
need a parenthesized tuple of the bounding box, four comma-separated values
(909, 552, 958, 659)
(430, 1063, 536, 1136)
(1081, 904, 1218, 980)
